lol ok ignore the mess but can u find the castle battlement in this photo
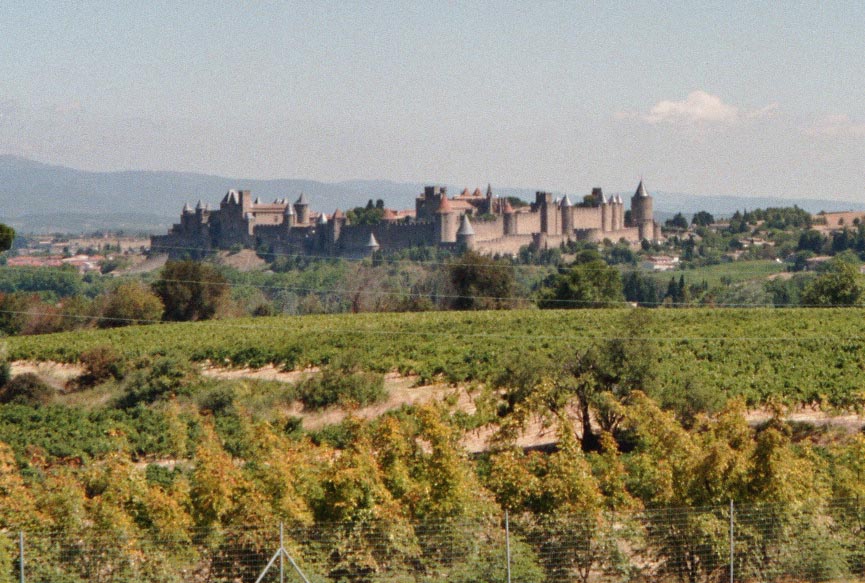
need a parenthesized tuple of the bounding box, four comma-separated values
(151, 182, 661, 258)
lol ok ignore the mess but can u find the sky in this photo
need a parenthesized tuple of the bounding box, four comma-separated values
(1, 1, 864, 202)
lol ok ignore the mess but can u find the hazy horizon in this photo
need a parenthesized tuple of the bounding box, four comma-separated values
(2, 3, 864, 203)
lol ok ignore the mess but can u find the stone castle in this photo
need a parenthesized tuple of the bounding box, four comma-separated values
(150, 182, 660, 257)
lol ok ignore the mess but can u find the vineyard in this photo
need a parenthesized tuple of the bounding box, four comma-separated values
(7, 307, 865, 406)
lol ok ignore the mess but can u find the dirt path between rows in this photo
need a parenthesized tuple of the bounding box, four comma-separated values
(10, 360, 865, 450)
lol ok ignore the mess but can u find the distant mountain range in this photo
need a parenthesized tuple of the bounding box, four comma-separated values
(1, 155, 862, 233)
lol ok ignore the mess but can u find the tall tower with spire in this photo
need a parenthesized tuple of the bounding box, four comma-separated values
(630, 180, 654, 241)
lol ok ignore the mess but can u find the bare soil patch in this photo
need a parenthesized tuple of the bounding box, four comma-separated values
(10, 360, 84, 392)
(216, 250, 267, 272)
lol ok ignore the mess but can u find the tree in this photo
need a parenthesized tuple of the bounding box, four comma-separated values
(448, 251, 515, 310)
(152, 260, 228, 321)
(537, 259, 623, 309)
(100, 281, 164, 327)
(691, 211, 714, 227)
(797, 229, 827, 253)
(0, 224, 14, 252)
(622, 271, 661, 306)
(801, 261, 863, 306)
(665, 213, 688, 230)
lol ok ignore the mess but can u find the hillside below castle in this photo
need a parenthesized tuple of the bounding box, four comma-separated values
(151, 182, 661, 257)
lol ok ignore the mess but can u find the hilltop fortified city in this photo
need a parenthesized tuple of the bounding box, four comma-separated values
(151, 181, 661, 257)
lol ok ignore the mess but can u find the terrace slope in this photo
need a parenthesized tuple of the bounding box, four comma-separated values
(7, 308, 865, 407)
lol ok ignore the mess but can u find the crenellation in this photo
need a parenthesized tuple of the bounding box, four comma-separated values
(151, 181, 663, 257)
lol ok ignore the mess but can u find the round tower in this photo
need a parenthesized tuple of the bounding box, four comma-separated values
(434, 196, 457, 244)
(601, 195, 610, 232)
(630, 180, 654, 240)
(502, 200, 516, 235)
(560, 195, 573, 238)
(456, 213, 476, 250)
(294, 192, 310, 225)
(283, 199, 296, 228)
(331, 209, 345, 247)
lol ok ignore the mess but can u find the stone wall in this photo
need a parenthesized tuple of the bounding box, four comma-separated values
(474, 234, 534, 256)
(471, 216, 505, 240)
(514, 212, 541, 235)
(571, 207, 603, 231)
(337, 221, 438, 253)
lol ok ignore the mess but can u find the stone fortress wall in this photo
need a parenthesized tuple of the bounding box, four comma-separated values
(151, 181, 661, 258)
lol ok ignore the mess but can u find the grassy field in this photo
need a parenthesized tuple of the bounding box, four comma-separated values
(641, 260, 786, 288)
(7, 308, 865, 406)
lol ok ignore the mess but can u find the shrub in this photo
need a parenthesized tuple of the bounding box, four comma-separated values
(0, 373, 56, 405)
(100, 281, 164, 327)
(153, 260, 228, 321)
(0, 360, 9, 388)
(296, 365, 385, 410)
(77, 345, 126, 388)
(116, 355, 198, 408)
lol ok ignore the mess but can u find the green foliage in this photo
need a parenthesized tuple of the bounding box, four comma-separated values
(801, 261, 863, 306)
(346, 199, 385, 225)
(100, 281, 164, 327)
(152, 260, 228, 321)
(116, 356, 198, 408)
(296, 363, 385, 410)
(537, 259, 623, 308)
(665, 212, 689, 230)
(447, 251, 515, 310)
(76, 345, 125, 388)
(9, 308, 865, 407)
(0, 343, 9, 387)
(0, 266, 86, 298)
(0, 373, 55, 405)
(798, 229, 828, 253)
(0, 404, 170, 460)
(691, 211, 715, 227)
(0, 224, 14, 253)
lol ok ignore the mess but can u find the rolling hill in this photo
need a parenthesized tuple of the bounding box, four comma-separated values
(2, 155, 862, 232)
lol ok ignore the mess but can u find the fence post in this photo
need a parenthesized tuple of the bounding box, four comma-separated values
(18, 531, 24, 583)
(505, 511, 511, 583)
(729, 500, 734, 583)
(280, 522, 285, 583)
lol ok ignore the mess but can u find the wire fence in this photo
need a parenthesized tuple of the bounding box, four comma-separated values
(3, 499, 864, 583)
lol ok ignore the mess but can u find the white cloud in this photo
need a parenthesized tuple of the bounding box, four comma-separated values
(617, 91, 778, 127)
(805, 114, 865, 138)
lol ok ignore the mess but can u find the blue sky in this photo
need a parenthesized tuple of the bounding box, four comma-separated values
(2, 1, 864, 201)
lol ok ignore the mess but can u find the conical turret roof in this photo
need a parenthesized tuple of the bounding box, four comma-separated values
(559, 195, 571, 208)
(196, 200, 204, 210)
(634, 180, 650, 198)
(436, 195, 453, 213)
(333, 208, 344, 220)
(366, 233, 380, 248)
(222, 189, 240, 204)
(457, 214, 475, 236)
(182, 202, 193, 213)
(317, 213, 328, 225)
(296, 192, 308, 205)
(284, 202, 295, 216)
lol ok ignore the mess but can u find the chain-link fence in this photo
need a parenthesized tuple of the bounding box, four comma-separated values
(3, 499, 864, 583)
